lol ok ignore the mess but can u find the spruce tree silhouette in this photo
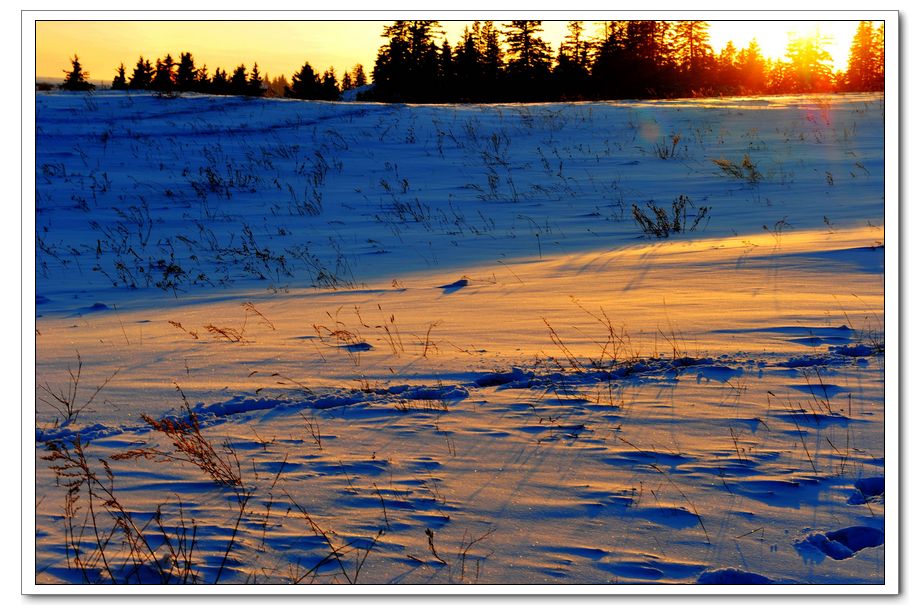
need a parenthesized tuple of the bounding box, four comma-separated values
(61, 55, 94, 91)
(248, 63, 265, 96)
(553, 21, 591, 100)
(286, 61, 320, 99)
(672, 21, 714, 93)
(503, 21, 552, 101)
(111, 63, 128, 90)
(128, 56, 154, 89)
(229, 65, 249, 96)
(210, 68, 229, 95)
(151, 54, 176, 92)
(320, 68, 339, 100)
(352, 64, 367, 88)
(176, 52, 198, 91)
(845, 22, 884, 91)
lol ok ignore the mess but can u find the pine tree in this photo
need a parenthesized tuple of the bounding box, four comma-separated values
(176, 52, 197, 91)
(61, 55, 94, 91)
(872, 23, 885, 90)
(196, 65, 211, 91)
(672, 21, 713, 91)
(737, 39, 767, 93)
(503, 21, 552, 75)
(210, 68, 229, 94)
(439, 40, 453, 81)
(265, 74, 289, 98)
(129, 56, 154, 89)
(453, 25, 482, 100)
(554, 21, 591, 99)
(111, 63, 128, 90)
(286, 61, 320, 99)
(714, 41, 740, 94)
(320, 68, 339, 100)
(372, 21, 441, 101)
(341, 71, 353, 91)
(151, 54, 176, 92)
(777, 31, 834, 93)
(845, 21, 884, 91)
(248, 63, 264, 96)
(480, 21, 504, 96)
(503, 21, 553, 101)
(352, 64, 367, 88)
(591, 20, 629, 98)
(229, 65, 249, 95)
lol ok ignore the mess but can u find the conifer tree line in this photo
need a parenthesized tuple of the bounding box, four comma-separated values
(368, 20, 886, 102)
(76, 50, 366, 100)
(59, 20, 884, 101)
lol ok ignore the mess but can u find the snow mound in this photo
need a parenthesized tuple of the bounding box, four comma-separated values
(697, 568, 775, 584)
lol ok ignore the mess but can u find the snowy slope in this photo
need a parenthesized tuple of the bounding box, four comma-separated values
(33, 91, 885, 586)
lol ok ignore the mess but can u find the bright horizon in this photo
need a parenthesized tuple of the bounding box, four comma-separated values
(35, 20, 868, 85)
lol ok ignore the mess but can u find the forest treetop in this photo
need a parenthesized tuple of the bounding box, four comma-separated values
(55, 20, 884, 101)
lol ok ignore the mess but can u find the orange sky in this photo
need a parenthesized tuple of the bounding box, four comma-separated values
(35, 20, 865, 84)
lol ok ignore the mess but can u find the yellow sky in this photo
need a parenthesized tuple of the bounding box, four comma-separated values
(36, 20, 864, 84)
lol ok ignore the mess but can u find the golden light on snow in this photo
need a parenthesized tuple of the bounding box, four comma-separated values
(32, 59, 888, 584)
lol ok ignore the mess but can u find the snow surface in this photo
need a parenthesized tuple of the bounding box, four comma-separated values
(33, 91, 885, 585)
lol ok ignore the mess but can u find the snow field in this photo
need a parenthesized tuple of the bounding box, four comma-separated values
(33, 91, 885, 585)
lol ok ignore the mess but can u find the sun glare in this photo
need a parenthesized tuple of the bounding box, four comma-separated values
(707, 21, 858, 73)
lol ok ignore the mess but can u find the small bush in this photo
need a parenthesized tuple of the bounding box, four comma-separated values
(712, 154, 763, 183)
(653, 133, 683, 160)
(632, 195, 710, 238)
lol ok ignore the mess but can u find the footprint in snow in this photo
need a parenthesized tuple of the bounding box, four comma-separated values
(795, 526, 884, 562)
(848, 476, 884, 505)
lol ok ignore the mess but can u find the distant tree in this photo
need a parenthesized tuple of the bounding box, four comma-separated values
(554, 21, 591, 99)
(480, 21, 504, 89)
(196, 65, 211, 91)
(248, 63, 264, 96)
(774, 32, 834, 93)
(61, 55, 94, 91)
(229, 64, 249, 95)
(503, 21, 553, 100)
(210, 67, 229, 94)
(713, 41, 741, 94)
(129, 56, 154, 89)
(593, 20, 674, 98)
(439, 40, 454, 83)
(341, 71, 353, 91)
(111, 63, 128, 90)
(672, 21, 713, 92)
(737, 39, 767, 93)
(845, 21, 884, 91)
(372, 20, 441, 101)
(453, 24, 482, 99)
(320, 68, 339, 100)
(265, 74, 289, 97)
(503, 21, 552, 75)
(591, 20, 630, 98)
(672, 21, 713, 75)
(176, 52, 198, 91)
(352, 64, 367, 87)
(286, 61, 320, 99)
(151, 54, 176, 92)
